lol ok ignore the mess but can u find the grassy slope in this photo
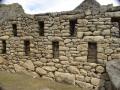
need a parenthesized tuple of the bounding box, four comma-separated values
(0, 72, 82, 90)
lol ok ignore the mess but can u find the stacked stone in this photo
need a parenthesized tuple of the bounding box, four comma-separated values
(0, 1, 120, 90)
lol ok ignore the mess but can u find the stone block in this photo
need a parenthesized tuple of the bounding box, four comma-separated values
(77, 32, 84, 38)
(76, 75, 85, 81)
(67, 66, 79, 74)
(14, 64, 25, 72)
(80, 69, 87, 76)
(93, 31, 101, 36)
(43, 66, 57, 72)
(96, 66, 105, 73)
(0, 57, 7, 64)
(59, 56, 68, 61)
(102, 29, 110, 36)
(0, 36, 9, 40)
(105, 49, 113, 54)
(75, 56, 87, 62)
(97, 53, 107, 60)
(23, 60, 35, 71)
(55, 72, 75, 85)
(91, 78, 100, 86)
(34, 61, 43, 67)
(84, 36, 104, 42)
(36, 67, 47, 75)
(76, 81, 93, 89)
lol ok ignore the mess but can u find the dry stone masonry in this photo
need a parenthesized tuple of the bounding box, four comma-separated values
(0, 0, 120, 90)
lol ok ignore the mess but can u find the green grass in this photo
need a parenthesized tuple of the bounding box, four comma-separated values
(0, 71, 82, 90)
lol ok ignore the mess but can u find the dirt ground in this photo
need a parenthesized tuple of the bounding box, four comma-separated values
(0, 71, 82, 90)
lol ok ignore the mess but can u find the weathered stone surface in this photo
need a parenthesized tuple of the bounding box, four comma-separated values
(67, 66, 79, 74)
(85, 9, 92, 15)
(77, 44, 87, 51)
(106, 60, 120, 89)
(59, 56, 68, 61)
(78, 19, 88, 26)
(34, 61, 43, 67)
(64, 39, 71, 43)
(85, 76, 91, 83)
(76, 81, 93, 90)
(102, 30, 110, 35)
(23, 71, 39, 78)
(43, 66, 57, 72)
(80, 69, 87, 76)
(60, 61, 69, 65)
(0, 3, 25, 23)
(75, 56, 87, 62)
(55, 72, 75, 85)
(14, 64, 25, 72)
(29, 72, 39, 78)
(0, 1, 119, 90)
(97, 53, 107, 60)
(105, 49, 113, 54)
(111, 54, 120, 59)
(0, 36, 9, 40)
(74, 0, 101, 12)
(36, 67, 47, 75)
(76, 75, 85, 81)
(77, 32, 84, 38)
(93, 31, 101, 35)
(51, 37, 62, 41)
(23, 60, 35, 71)
(96, 66, 105, 73)
(0, 57, 7, 64)
(22, 36, 33, 40)
(91, 78, 100, 86)
(84, 36, 104, 42)
(40, 58, 48, 63)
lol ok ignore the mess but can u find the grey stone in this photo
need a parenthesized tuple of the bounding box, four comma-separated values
(74, 0, 101, 12)
(0, 3, 25, 24)
(106, 60, 120, 89)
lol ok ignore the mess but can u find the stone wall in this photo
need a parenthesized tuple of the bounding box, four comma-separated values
(0, 2, 120, 90)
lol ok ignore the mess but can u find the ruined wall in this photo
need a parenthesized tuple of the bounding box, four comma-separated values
(0, 2, 120, 90)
